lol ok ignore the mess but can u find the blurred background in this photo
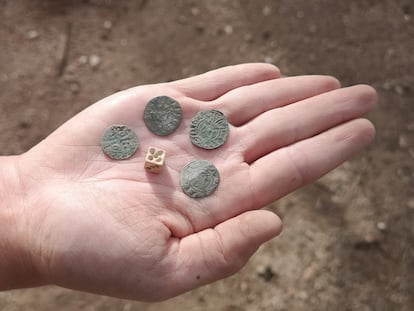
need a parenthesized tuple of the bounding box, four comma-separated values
(0, 0, 413, 310)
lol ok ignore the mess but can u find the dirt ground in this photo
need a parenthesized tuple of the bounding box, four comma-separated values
(0, 0, 413, 310)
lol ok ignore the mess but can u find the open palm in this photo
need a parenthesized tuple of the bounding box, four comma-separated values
(17, 63, 376, 300)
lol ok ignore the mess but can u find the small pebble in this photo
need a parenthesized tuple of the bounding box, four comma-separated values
(256, 265, 265, 274)
(382, 81, 391, 90)
(386, 47, 396, 57)
(103, 20, 113, 29)
(191, 6, 200, 16)
(407, 199, 414, 209)
(89, 54, 101, 68)
(262, 5, 271, 16)
(26, 30, 39, 39)
(399, 134, 409, 148)
(69, 81, 81, 94)
(224, 24, 233, 35)
(264, 56, 273, 64)
(123, 303, 132, 311)
(302, 264, 317, 281)
(240, 281, 248, 292)
(78, 55, 88, 64)
(376, 221, 387, 231)
(296, 10, 305, 18)
(394, 85, 405, 95)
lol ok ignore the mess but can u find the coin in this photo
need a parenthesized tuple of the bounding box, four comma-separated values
(180, 160, 220, 198)
(101, 124, 139, 160)
(189, 110, 229, 150)
(143, 96, 182, 136)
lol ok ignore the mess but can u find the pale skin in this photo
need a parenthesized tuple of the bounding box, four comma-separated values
(0, 63, 377, 301)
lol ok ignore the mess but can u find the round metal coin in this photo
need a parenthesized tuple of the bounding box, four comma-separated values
(143, 96, 182, 136)
(101, 124, 139, 160)
(189, 110, 229, 150)
(180, 160, 220, 198)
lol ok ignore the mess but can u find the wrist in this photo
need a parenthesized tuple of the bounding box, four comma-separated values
(0, 155, 43, 289)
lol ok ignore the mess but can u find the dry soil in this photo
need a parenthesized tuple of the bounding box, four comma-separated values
(0, 1, 413, 310)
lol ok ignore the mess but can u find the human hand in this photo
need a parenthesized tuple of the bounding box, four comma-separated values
(3, 63, 376, 300)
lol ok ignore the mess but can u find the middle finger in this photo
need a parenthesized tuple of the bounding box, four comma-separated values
(238, 85, 377, 163)
(213, 75, 340, 126)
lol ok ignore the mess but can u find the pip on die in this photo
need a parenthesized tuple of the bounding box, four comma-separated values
(144, 147, 166, 173)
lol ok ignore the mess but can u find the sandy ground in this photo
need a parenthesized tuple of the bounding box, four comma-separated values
(0, 0, 413, 310)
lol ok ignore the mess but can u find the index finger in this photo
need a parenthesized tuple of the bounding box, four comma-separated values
(171, 63, 280, 101)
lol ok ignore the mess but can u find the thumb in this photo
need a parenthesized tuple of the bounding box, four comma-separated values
(165, 210, 282, 298)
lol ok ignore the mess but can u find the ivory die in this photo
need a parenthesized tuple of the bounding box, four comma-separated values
(144, 147, 165, 173)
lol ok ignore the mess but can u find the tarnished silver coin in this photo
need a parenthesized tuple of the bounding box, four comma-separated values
(143, 96, 182, 136)
(180, 160, 220, 198)
(189, 110, 229, 150)
(101, 124, 139, 160)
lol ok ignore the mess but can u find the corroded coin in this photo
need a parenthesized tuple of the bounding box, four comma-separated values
(189, 110, 229, 150)
(143, 96, 182, 136)
(180, 160, 220, 198)
(101, 124, 139, 160)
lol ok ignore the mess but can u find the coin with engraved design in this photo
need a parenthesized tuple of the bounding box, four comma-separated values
(101, 124, 139, 160)
(189, 110, 229, 150)
(144, 96, 182, 136)
(180, 160, 220, 198)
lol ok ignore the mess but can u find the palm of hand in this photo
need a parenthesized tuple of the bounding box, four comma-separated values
(18, 64, 376, 300)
